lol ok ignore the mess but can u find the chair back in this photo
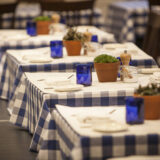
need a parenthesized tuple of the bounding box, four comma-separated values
(0, 2, 18, 29)
(148, 0, 160, 10)
(40, 0, 95, 26)
(143, 12, 160, 63)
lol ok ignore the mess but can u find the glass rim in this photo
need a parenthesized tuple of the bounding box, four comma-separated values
(50, 40, 63, 45)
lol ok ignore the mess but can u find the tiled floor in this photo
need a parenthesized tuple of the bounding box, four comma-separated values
(0, 99, 37, 160)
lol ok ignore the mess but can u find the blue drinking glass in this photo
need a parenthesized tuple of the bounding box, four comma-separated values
(26, 21, 37, 36)
(91, 35, 98, 42)
(50, 40, 63, 58)
(76, 64, 92, 86)
(126, 96, 144, 124)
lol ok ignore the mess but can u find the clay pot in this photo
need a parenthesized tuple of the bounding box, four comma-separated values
(94, 61, 120, 82)
(36, 21, 51, 35)
(134, 94, 160, 120)
(63, 40, 82, 56)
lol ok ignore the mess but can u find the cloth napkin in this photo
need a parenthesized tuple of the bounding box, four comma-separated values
(150, 72, 160, 84)
(76, 26, 115, 42)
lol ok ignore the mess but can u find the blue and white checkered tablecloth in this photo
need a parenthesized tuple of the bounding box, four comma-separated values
(9, 70, 158, 160)
(2, 2, 105, 29)
(10, 72, 135, 154)
(0, 41, 157, 102)
(53, 105, 160, 160)
(106, 0, 149, 43)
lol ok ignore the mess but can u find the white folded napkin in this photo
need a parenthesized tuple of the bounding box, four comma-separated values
(75, 107, 126, 126)
(76, 26, 115, 42)
(7, 34, 30, 41)
(150, 72, 160, 84)
(140, 68, 160, 74)
(45, 78, 71, 86)
(54, 84, 83, 92)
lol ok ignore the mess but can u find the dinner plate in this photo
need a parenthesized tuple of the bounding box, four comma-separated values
(92, 121, 128, 133)
(140, 68, 160, 74)
(104, 43, 127, 50)
(45, 78, 71, 86)
(27, 58, 53, 63)
(54, 84, 83, 92)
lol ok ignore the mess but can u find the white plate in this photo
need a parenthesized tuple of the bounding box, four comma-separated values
(54, 84, 83, 92)
(45, 78, 71, 86)
(28, 58, 53, 63)
(104, 43, 126, 50)
(140, 68, 160, 74)
(92, 121, 128, 133)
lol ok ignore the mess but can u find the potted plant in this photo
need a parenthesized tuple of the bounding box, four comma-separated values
(63, 28, 86, 56)
(34, 16, 51, 35)
(134, 83, 160, 120)
(94, 54, 120, 82)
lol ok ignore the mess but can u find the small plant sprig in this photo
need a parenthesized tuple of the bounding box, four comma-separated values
(135, 83, 160, 96)
(63, 28, 86, 42)
(34, 16, 51, 21)
(94, 54, 119, 63)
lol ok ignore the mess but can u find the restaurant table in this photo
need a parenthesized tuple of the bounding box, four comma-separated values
(2, 2, 105, 29)
(53, 105, 160, 160)
(0, 42, 156, 103)
(0, 27, 114, 101)
(0, 28, 114, 60)
(9, 71, 157, 159)
(106, 0, 148, 43)
(0, 30, 54, 60)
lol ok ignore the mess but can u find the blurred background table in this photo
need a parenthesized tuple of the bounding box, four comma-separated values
(53, 105, 160, 160)
(106, 0, 148, 44)
(1, 2, 105, 29)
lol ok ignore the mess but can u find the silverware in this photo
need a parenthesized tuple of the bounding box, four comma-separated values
(67, 74, 74, 79)
(44, 87, 53, 89)
(109, 109, 116, 114)
(37, 79, 45, 81)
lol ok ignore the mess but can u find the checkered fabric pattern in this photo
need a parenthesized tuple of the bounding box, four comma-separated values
(0, 40, 49, 61)
(1, 48, 157, 102)
(53, 109, 160, 160)
(9, 69, 159, 159)
(0, 53, 94, 102)
(106, 0, 148, 42)
(2, 6, 104, 29)
(11, 71, 134, 153)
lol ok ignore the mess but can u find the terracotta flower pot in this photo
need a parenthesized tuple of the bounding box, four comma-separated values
(134, 94, 160, 120)
(36, 21, 51, 35)
(63, 40, 82, 56)
(94, 61, 120, 82)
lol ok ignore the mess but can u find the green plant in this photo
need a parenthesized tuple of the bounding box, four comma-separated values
(63, 28, 86, 42)
(94, 54, 119, 63)
(135, 83, 160, 96)
(34, 16, 51, 21)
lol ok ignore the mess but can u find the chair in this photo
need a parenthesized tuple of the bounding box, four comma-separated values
(142, 11, 160, 64)
(142, 0, 160, 64)
(0, 2, 18, 29)
(148, 0, 160, 11)
(40, 0, 95, 26)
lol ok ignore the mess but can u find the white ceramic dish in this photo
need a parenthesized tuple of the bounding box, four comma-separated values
(92, 121, 128, 133)
(45, 78, 71, 86)
(140, 68, 160, 74)
(104, 43, 126, 50)
(54, 84, 83, 92)
(26, 57, 53, 63)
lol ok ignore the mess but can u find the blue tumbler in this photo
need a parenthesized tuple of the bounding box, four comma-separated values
(76, 64, 92, 86)
(50, 40, 63, 58)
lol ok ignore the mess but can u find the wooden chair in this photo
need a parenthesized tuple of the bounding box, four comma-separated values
(142, 12, 160, 63)
(0, 2, 18, 29)
(142, 0, 160, 64)
(40, 0, 95, 26)
(148, 0, 160, 11)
